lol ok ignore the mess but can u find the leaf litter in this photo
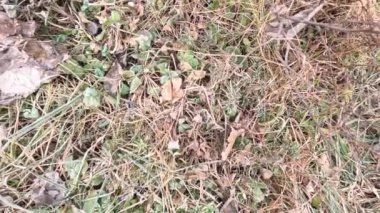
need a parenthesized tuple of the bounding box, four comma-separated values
(0, 12, 66, 105)
(30, 171, 67, 206)
(103, 62, 123, 95)
(161, 77, 184, 103)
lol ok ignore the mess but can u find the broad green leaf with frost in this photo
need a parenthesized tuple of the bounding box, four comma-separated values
(177, 51, 200, 69)
(83, 87, 101, 108)
(130, 77, 142, 93)
(23, 107, 40, 119)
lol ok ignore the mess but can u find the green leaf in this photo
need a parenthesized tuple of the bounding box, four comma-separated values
(2, 4, 17, 18)
(224, 46, 248, 68)
(60, 59, 87, 77)
(22, 108, 40, 119)
(160, 75, 170, 85)
(56, 34, 67, 43)
(178, 119, 190, 133)
(107, 10, 122, 24)
(63, 156, 88, 186)
(120, 82, 130, 95)
(147, 86, 160, 97)
(239, 12, 251, 26)
(208, 0, 220, 10)
(177, 51, 200, 69)
(94, 67, 105, 77)
(156, 61, 169, 73)
(83, 191, 100, 213)
(249, 180, 267, 204)
(91, 175, 104, 186)
(311, 195, 322, 208)
(101, 45, 109, 57)
(135, 31, 153, 50)
(83, 87, 101, 108)
(130, 65, 144, 74)
(130, 77, 142, 93)
(95, 30, 106, 41)
(169, 179, 185, 190)
(225, 104, 238, 120)
(81, 0, 90, 11)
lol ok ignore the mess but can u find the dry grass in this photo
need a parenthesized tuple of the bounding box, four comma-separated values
(0, 0, 380, 212)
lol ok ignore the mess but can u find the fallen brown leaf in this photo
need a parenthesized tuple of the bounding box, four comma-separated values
(161, 78, 184, 102)
(103, 62, 123, 95)
(0, 45, 60, 105)
(0, 11, 17, 39)
(0, 11, 36, 39)
(179, 61, 193, 72)
(20, 21, 37, 37)
(221, 128, 245, 161)
(0, 12, 64, 105)
(189, 70, 206, 81)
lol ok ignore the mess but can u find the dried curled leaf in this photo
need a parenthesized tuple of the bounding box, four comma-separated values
(161, 77, 184, 103)
(30, 171, 67, 206)
(0, 12, 64, 105)
(103, 62, 123, 95)
(0, 45, 60, 104)
(0, 11, 36, 39)
(189, 70, 206, 81)
(221, 128, 245, 161)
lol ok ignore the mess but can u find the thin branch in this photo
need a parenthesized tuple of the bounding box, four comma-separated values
(279, 14, 380, 34)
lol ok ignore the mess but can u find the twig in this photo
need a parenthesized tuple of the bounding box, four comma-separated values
(279, 14, 380, 34)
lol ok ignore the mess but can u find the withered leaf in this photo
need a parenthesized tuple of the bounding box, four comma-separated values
(20, 21, 37, 37)
(0, 11, 17, 39)
(221, 128, 245, 161)
(161, 77, 184, 102)
(0, 11, 36, 39)
(0, 45, 60, 105)
(30, 171, 67, 206)
(103, 62, 123, 95)
(0, 12, 63, 105)
(189, 70, 206, 81)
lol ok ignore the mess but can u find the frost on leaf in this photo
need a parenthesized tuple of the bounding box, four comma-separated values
(0, 12, 65, 105)
(30, 171, 67, 206)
